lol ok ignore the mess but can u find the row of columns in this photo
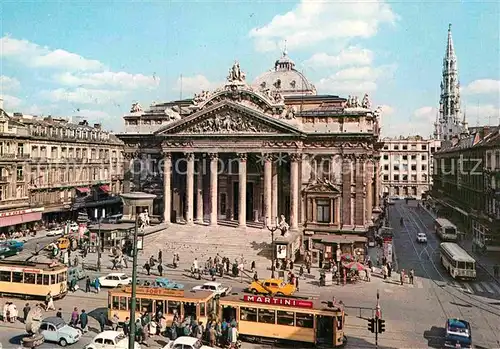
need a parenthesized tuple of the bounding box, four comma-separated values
(162, 152, 300, 229)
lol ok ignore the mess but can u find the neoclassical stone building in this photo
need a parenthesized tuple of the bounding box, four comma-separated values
(117, 53, 383, 260)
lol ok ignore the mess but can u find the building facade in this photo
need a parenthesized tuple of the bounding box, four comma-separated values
(0, 100, 124, 233)
(117, 54, 383, 260)
(380, 136, 441, 198)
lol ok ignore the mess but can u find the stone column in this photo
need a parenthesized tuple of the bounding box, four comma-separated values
(163, 152, 172, 224)
(122, 152, 135, 193)
(271, 162, 278, 221)
(290, 154, 300, 230)
(196, 158, 204, 224)
(185, 152, 195, 225)
(342, 155, 353, 226)
(354, 155, 366, 226)
(209, 153, 218, 226)
(365, 158, 374, 222)
(237, 153, 247, 227)
(335, 198, 341, 223)
(263, 154, 272, 225)
(374, 156, 381, 207)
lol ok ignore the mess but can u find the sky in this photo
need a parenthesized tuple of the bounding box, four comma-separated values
(1, 0, 499, 137)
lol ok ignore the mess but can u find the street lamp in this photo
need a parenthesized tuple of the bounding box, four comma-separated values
(266, 216, 281, 279)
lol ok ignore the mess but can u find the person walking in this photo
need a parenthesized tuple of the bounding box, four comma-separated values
(409, 269, 415, 284)
(158, 250, 162, 265)
(56, 308, 63, 318)
(123, 317, 130, 336)
(94, 277, 101, 294)
(46, 292, 55, 311)
(158, 263, 163, 277)
(144, 261, 151, 275)
(22, 303, 30, 323)
(80, 309, 88, 333)
(209, 324, 216, 347)
(71, 307, 79, 327)
(99, 312, 107, 332)
(85, 276, 91, 293)
(400, 269, 405, 286)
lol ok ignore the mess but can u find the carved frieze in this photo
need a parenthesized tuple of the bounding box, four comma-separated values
(162, 141, 194, 148)
(178, 111, 277, 134)
(289, 153, 302, 162)
(237, 153, 247, 161)
(263, 141, 300, 148)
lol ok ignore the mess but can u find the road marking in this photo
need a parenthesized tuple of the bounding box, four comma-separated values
(456, 282, 474, 294)
(471, 282, 484, 293)
(481, 281, 494, 293)
(416, 279, 424, 288)
(490, 282, 500, 294)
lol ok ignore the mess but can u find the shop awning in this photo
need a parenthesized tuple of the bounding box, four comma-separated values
(320, 234, 368, 244)
(76, 187, 90, 193)
(99, 185, 110, 192)
(0, 212, 42, 228)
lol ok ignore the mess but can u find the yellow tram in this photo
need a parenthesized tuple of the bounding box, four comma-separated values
(0, 261, 68, 299)
(108, 286, 217, 326)
(219, 293, 346, 348)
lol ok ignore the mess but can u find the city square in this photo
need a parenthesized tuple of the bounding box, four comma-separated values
(1, 1, 500, 349)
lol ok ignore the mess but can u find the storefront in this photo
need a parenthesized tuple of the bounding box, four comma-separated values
(274, 231, 302, 262)
(472, 219, 500, 252)
(0, 207, 44, 234)
(307, 233, 367, 268)
(87, 222, 135, 250)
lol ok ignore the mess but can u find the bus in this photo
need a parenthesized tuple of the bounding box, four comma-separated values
(439, 243, 476, 280)
(0, 261, 68, 299)
(219, 293, 346, 348)
(108, 286, 217, 326)
(435, 218, 458, 241)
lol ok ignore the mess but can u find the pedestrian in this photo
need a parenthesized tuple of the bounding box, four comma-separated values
(80, 309, 88, 333)
(209, 324, 216, 347)
(382, 265, 387, 280)
(387, 263, 392, 278)
(123, 317, 130, 336)
(158, 250, 163, 264)
(23, 303, 30, 323)
(144, 261, 151, 275)
(111, 313, 119, 331)
(99, 312, 107, 332)
(158, 263, 163, 277)
(111, 258, 118, 270)
(409, 269, 414, 284)
(295, 275, 300, 291)
(306, 262, 311, 275)
(94, 277, 101, 294)
(46, 292, 55, 311)
(71, 307, 79, 327)
(400, 269, 405, 285)
(299, 265, 304, 278)
(85, 276, 91, 293)
(251, 261, 256, 273)
(56, 308, 63, 318)
(366, 268, 371, 282)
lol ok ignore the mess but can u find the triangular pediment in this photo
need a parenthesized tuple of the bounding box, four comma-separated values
(154, 100, 302, 136)
(303, 179, 341, 194)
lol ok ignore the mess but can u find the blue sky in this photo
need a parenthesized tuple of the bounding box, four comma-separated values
(1, 0, 499, 136)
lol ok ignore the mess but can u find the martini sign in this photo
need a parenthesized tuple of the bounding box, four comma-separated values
(243, 295, 313, 309)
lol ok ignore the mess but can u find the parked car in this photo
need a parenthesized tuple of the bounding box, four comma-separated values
(0, 245, 21, 259)
(46, 228, 64, 237)
(192, 282, 232, 297)
(249, 278, 296, 296)
(68, 265, 86, 284)
(40, 316, 82, 347)
(163, 336, 215, 349)
(84, 331, 140, 349)
(416, 232, 428, 243)
(98, 273, 132, 288)
(1, 240, 24, 252)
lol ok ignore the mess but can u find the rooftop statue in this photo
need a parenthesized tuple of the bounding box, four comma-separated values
(361, 94, 371, 109)
(278, 214, 290, 237)
(130, 102, 143, 113)
(227, 61, 246, 82)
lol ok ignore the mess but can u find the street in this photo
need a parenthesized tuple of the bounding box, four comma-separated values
(1, 204, 500, 348)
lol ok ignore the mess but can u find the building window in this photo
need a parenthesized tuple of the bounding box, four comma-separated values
(422, 165, 427, 171)
(402, 175, 408, 181)
(16, 166, 23, 181)
(383, 145, 388, 150)
(411, 165, 417, 171)
(0, 186, 4, 200)
(402, 155, 408, 160)
(422, 155, 427, 161)
(220, 193, 226, 215)
(316, 199, 331, 223)
(17, 143, 24, 156)
(411, 155, 416, 160)
(422, 144, 427, 150)
(383, 165, 389, 171)
(411, 175, 417, 181)
(393, 165, 399, 171)
(394, 145, 399, 150)
(383, 175, 389, 181)
(383, 155, 389, 160)
(394, 175, 399, 181)
(402, 145, 408, 150)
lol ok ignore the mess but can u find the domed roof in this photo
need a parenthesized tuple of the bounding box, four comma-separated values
(252, 51, 317, 97)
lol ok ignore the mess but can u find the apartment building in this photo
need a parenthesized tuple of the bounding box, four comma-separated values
(0, 103, 124, 232)
(380, 136, 441, 199)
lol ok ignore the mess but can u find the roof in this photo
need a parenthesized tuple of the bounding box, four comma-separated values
(172, 337, 199, 345)
(440, 243, 475, 263)
(104, 273, 128, 277)
(202, 281, 222, 287)
(42, 316, 66, 327)
(435, 218, 456, 227)
(94, 331, 123, 340)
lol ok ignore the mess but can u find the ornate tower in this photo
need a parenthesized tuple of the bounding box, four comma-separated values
(436, 24, 468, 140)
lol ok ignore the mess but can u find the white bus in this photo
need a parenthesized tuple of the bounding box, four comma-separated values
(435, 218, 458, 241)
(439, 242, 476, 280)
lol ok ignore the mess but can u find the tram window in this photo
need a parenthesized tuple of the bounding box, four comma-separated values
(200, 302, 206, 317)
(0, 271, 11, 282)
(277, 311, 294, 326)
(12, 272, 23, 283)
(168, 301, 181, 315)
(155, 301, 165, 315)
(458, 262, 466, 269)
(296, 313, 314, 328)
(258, 309, 276, 324)
(24, 273, 36, 284)
(207, 299, 214, 315)
(50, 274, 56, 284)
(128, 297, 140, 312)
(112, 296, 120, 310)
(240, 307, 257, 322)
(337, 315, 343, 329)
(119, 297, 127, 311)
(42, 274, 50, 285)
(61, 272, 67, 282)
(141, 298, 153, 313)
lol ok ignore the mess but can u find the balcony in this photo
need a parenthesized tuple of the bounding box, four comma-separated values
(16, 176, 25, 182)
(17, 153, 31, 159)
(0, 176, 8, 183)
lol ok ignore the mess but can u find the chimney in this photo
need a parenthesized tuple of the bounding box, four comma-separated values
(93, 123, 101, 130)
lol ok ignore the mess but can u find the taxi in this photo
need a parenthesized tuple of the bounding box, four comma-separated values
(249, 278, 296, 296)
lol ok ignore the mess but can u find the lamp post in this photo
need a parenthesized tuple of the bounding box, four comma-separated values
(128, 206, 140, 349)
(266, 216, 281, 279)
(375, 289, 381, 348)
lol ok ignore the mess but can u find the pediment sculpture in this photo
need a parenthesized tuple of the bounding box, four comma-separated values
(278, 215, 289, 237)
(179, 111, 277, 134)
(193, 90, 211, 105)
(130, 102, 143, 113)
(227, 61, 246, 83)
(280, 105, 296, 120)
(165, 107, 181, 120)
(361, 94, 371, 109)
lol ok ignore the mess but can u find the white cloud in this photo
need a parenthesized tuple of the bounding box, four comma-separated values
(466, 104, 500, 125)
(1, 94, 22, 109)
(1, 35, 104, 71)
(249, 0, 397, 52)
(462, 79, 500, 95)
(75, 109, 112, 120)
(305, 46, 374, 68)
(54, 71, 160, 90)
(172, 75, 219, 96)
(413, 106, 437, 122)
(40, 88, 127, 105)
(379, 104, 395, 116)
(315, 65, 395, 94)
(0, 75, 21, 91)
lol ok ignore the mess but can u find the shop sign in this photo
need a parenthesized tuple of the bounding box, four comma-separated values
(125, 286, 184, 297)
(0, 266, 42, 273)
(276, 245, 287, 259)
(243, 295, 313, 309)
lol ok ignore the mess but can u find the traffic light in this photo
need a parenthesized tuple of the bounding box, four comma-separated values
(378, 318, 386, 333)
(368, 318, 375, 333)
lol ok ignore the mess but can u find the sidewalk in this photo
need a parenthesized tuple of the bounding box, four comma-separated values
(420, 204, 500, 283)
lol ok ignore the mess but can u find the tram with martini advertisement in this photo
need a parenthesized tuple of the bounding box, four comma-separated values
(219, 293, 346, 347)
